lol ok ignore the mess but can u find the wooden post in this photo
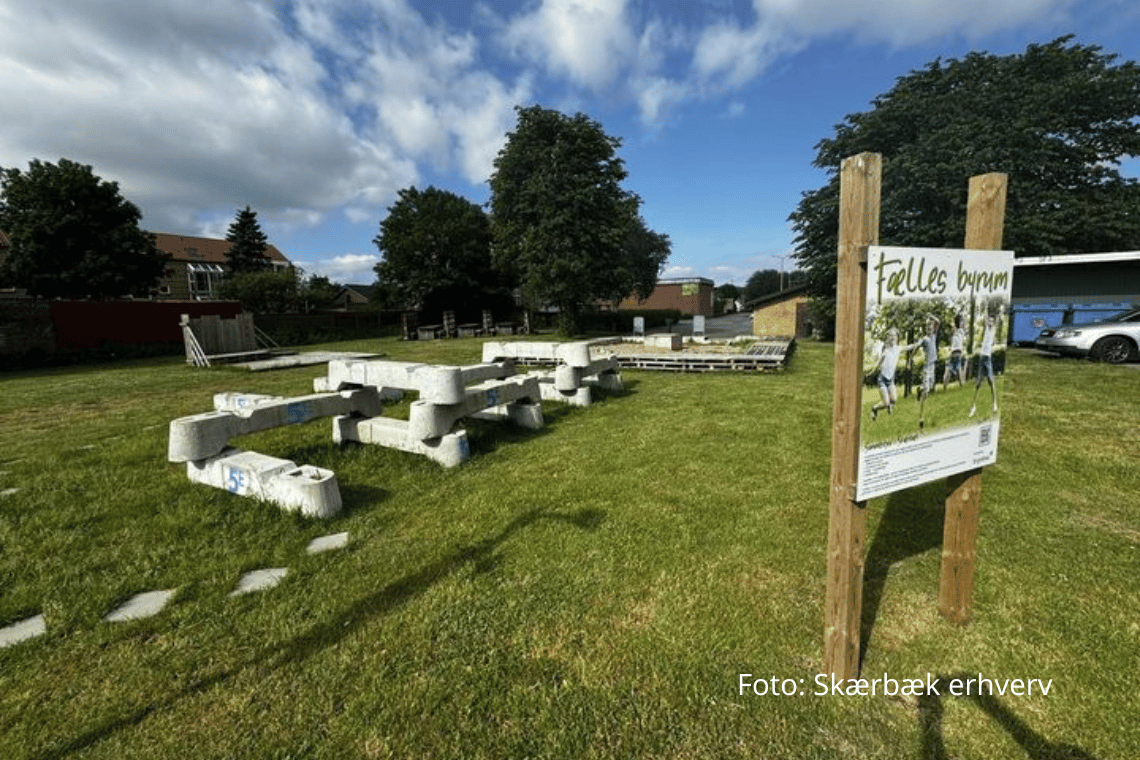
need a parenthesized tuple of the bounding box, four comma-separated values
(824, 153, 881, 680)
(937, 172, 1007, 624)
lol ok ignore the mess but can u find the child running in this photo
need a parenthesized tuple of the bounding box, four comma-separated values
(969, 310, 1001, 417)
(869, 328, 903, 420)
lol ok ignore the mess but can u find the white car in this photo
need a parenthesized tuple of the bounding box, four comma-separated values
(1035, 308, 1140, 363)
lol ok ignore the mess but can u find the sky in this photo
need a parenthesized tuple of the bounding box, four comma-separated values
(3, 1, 1140, 288)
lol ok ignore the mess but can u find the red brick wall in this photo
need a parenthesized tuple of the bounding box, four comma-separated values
(617, 281, 714, 317)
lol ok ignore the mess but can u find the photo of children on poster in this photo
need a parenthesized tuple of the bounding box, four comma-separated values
(858, 246, 1014, 501)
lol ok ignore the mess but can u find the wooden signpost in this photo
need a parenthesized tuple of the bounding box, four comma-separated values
(824, 153, 1008, 681)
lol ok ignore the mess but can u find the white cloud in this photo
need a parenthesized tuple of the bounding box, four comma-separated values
(311, 253, 381, 284)
(501, 0, 638, 90)
(752, 0, 1076, 45)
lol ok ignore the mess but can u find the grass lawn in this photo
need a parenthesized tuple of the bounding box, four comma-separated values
(0, 339, 1136, 759)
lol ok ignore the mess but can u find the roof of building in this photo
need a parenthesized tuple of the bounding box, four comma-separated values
(1014, 251, 1140, 267)
(744, 282, 811, 310)
(154, 232, 290, 266)
(338, 284, 379, 300)
(655, 276, 715, 286)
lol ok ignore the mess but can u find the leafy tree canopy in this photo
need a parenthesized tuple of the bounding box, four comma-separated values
(790, 36, 1140, 334)
(373, 185, 510, 318)
(489, 105, 670, 334)
(217, 267, 300, 314)
(0, 158, 166, 299)
(225, 205, 271, 274)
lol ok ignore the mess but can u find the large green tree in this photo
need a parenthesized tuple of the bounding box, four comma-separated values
(0, 158, 166, 299)
(373, 185, 509, 317)
(224, 205, 271, 274)
(790, 37, 1140, 335)
(489, 105, 670, 334)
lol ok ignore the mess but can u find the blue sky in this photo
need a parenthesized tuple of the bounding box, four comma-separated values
(3, 1, 1139, 287)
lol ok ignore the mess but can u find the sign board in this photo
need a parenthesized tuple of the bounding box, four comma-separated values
(857, 246, 1014, 500)
(682, 283, 698, 296)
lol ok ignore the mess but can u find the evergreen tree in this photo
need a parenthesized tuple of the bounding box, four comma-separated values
(224, 205, 270, 274)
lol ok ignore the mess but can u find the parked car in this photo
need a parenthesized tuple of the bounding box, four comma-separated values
(1035, 307, 1140, 363)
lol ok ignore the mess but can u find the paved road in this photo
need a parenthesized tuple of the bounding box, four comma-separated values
(670, 312, 754, 339)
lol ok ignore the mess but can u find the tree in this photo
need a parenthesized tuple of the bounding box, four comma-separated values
(373, 186, 508, 317)
(301, 274, 341, 312)
(217, 267, 300, 314)
(224, 205, 270, 274)
(0, 158, 166, 299)
(489, 105, 670, 334)
(790, 37, 1140, 336)
(742, 269, 783, 303)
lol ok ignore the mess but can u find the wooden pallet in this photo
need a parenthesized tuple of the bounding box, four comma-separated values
(609, 340, 793, 372)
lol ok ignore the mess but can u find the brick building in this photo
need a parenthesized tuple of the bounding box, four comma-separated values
(153, 233, 291, 300)
(617, 277, 714, 317)
(747, 284, 814, 339)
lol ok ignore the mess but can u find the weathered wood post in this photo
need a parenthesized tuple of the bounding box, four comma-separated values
(938, 172, 1007, 624)
(824, 152, 881, 681)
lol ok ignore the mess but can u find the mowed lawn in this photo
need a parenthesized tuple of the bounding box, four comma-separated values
(0, 339, 1136, 759)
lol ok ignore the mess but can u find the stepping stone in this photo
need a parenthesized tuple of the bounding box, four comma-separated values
(0, 614, 46, 648)
(1, 488, 19, 498)
(306, 532, 349, 554)
(103, 589, 177, 622)
(230, 568, 288, 597)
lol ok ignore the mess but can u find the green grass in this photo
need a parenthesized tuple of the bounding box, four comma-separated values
(0, 340, 1137, 759)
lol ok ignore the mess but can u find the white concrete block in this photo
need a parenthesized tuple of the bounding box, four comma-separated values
(322, 359, 516, 404)
(104, 589, 177, 622)
(0, 614, 46, 648)
(482, 340, 593, 368)
(407, 375, 542, 440)
(230, 568, 288, 596)
(470, 400, 544, 429)
(170, 388, 382, 462)
(645, 334, 682, 350)
(333, 415, 471, 468)
(187, 447, 342, 518)
(307, 532, 349, 554)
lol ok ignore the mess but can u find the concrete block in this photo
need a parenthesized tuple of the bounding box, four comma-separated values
(230, 568, 288, 596)
(533, 380, 592, 407)
(482, 341, 593, 368)
(322, 359, 515, 404)
(645, 334, 682, 350)
(170, 388, 382, 462)
(307, 532, 349, 554)
(187, 447, 342, 518)
(407, 375, 542, 440)
(470, 400, 544, 429)
(104, 589, 177, 622)
(333, 415, 471, 468)
(0, 614, 46, 648)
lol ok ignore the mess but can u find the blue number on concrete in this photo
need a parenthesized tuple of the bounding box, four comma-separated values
(286, 401, 313, 424)
(485, 389, 499, 408)
(226, 467, 246, 493)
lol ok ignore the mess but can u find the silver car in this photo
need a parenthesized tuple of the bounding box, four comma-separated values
(1035, 307, 1140, 363)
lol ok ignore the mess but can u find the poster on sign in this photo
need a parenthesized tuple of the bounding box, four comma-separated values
(857, 246, 1014, 501)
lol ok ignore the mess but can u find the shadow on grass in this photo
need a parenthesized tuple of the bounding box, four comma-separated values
(860, 481, 946, 668)
(918, 673, 1102, 760)
(36, 506, 606, 760)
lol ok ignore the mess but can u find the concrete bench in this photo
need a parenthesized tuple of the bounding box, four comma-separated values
(186, 447, 341, 518)
(168, 388, 382, 463)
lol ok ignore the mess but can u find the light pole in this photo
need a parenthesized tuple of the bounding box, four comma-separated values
(775, 254, 786, 291)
